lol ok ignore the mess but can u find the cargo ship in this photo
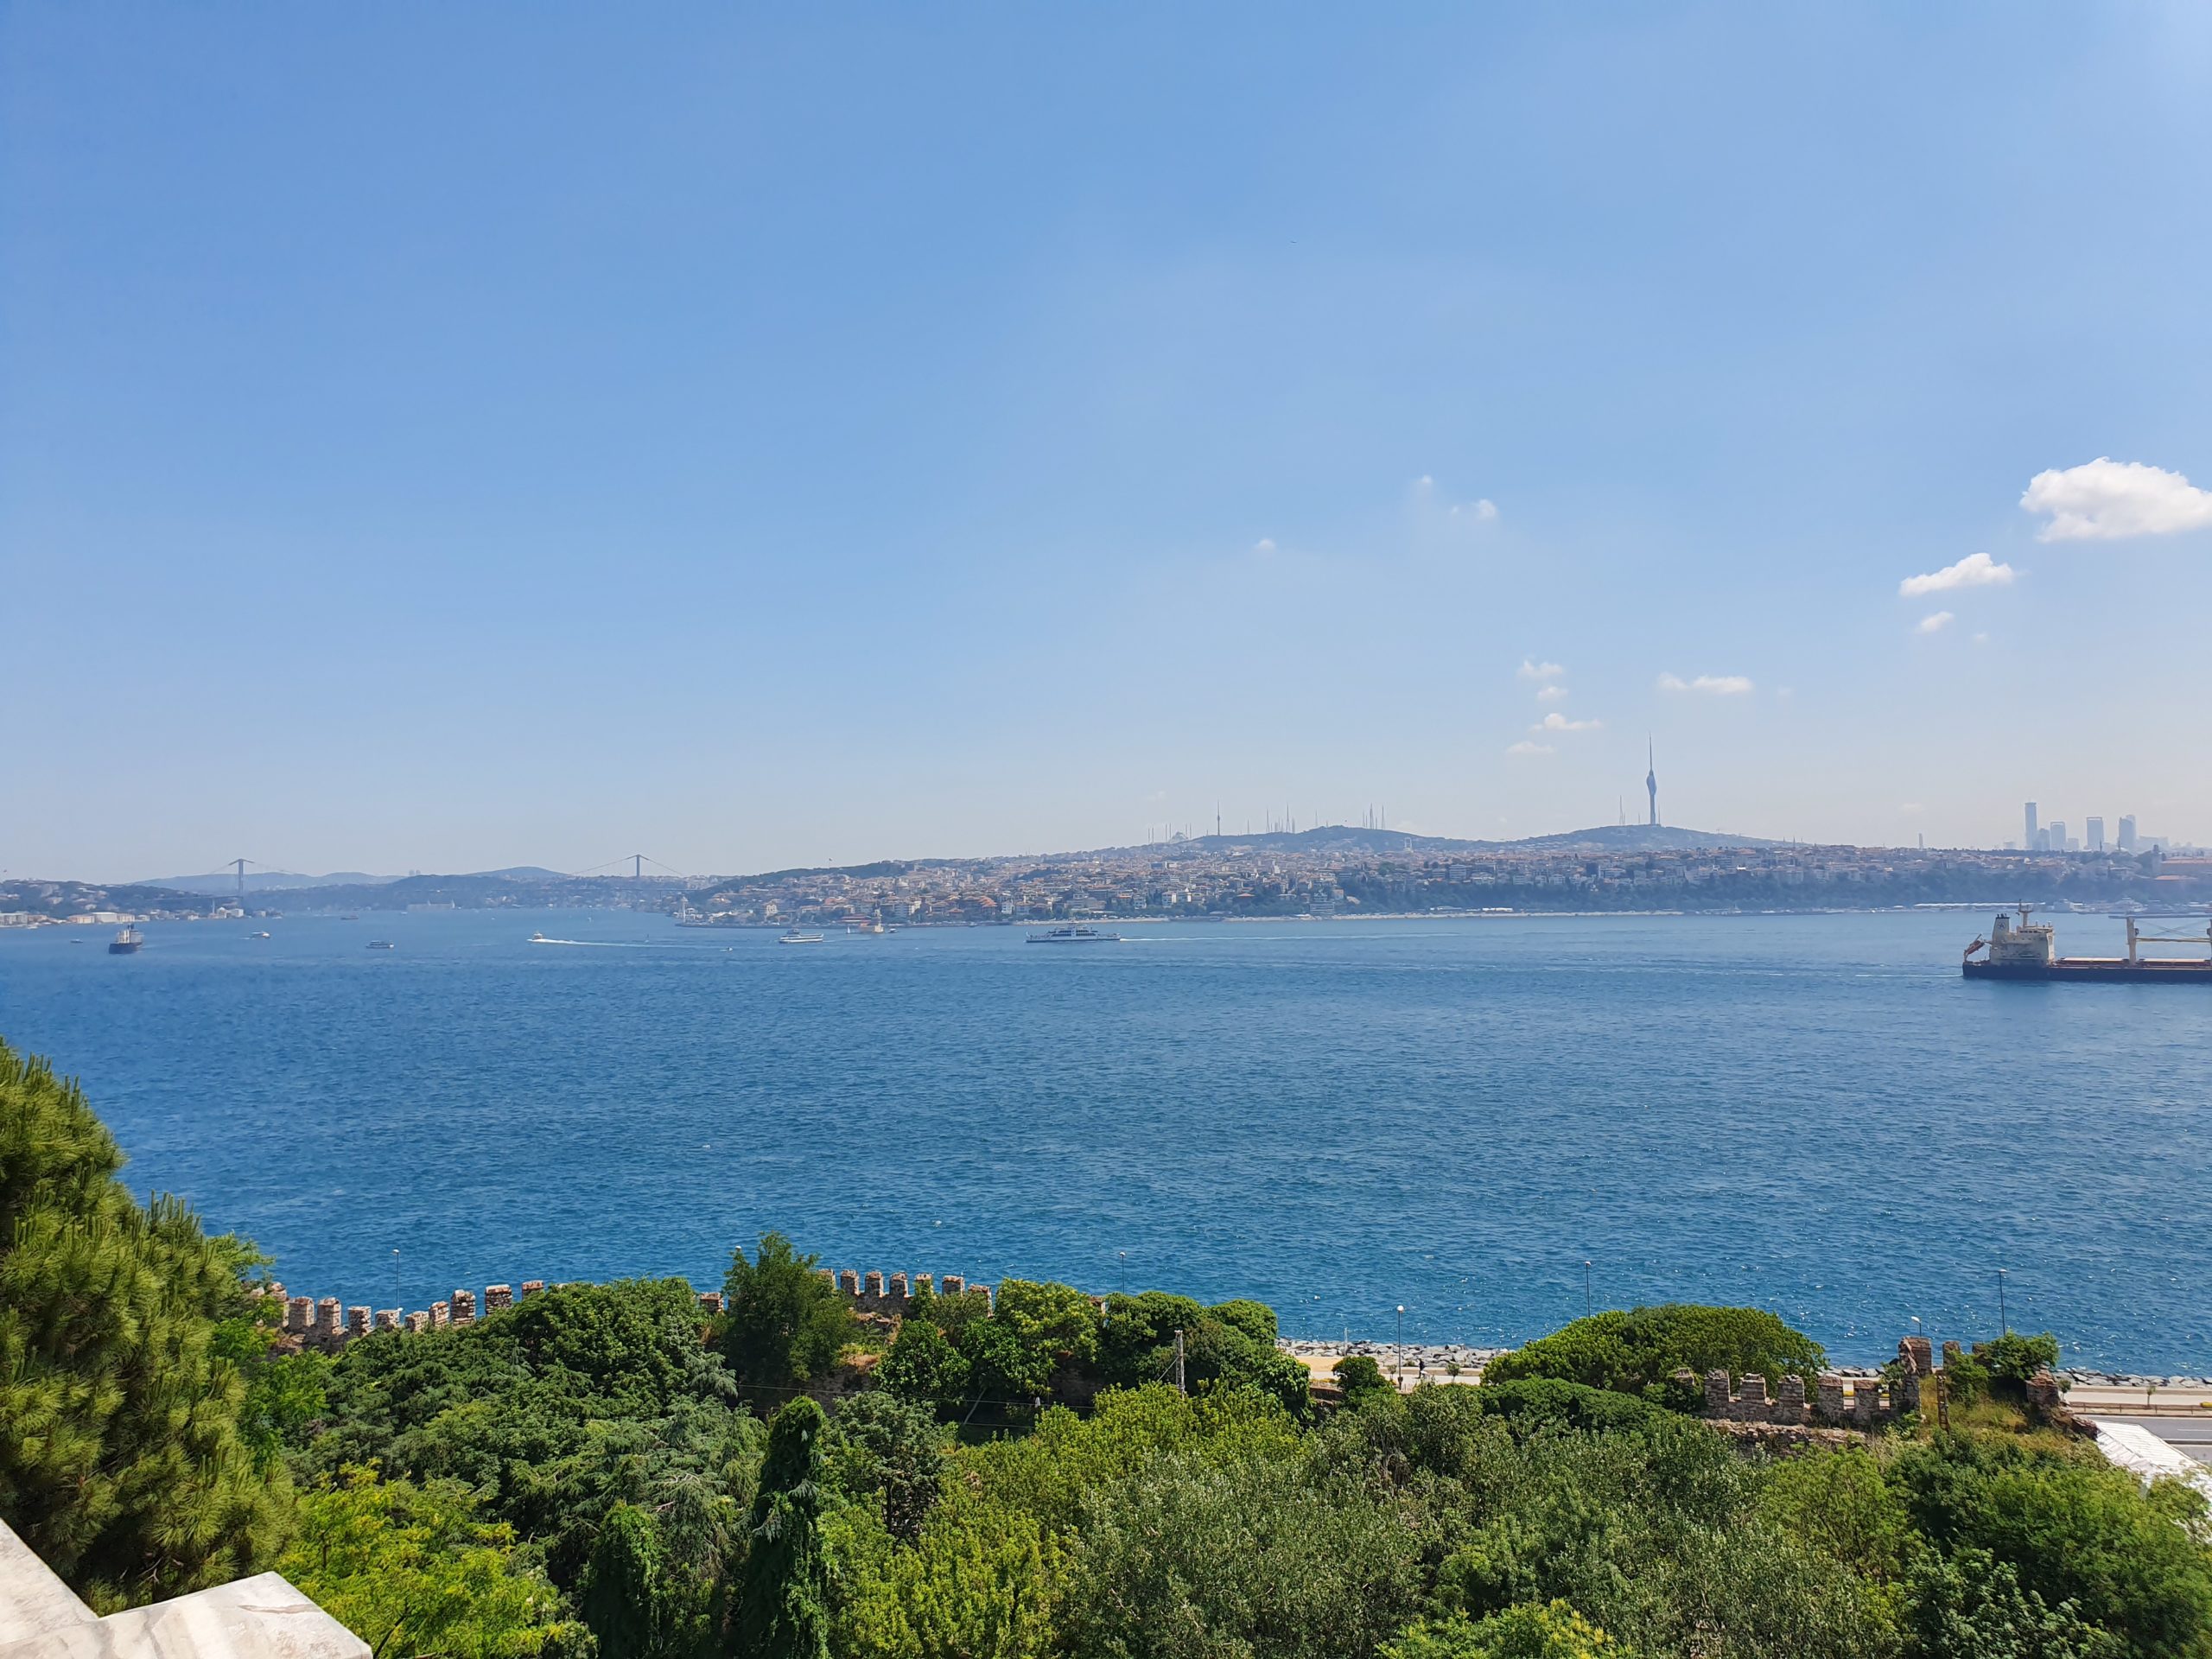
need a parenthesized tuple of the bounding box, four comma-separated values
(1963, 906, 2212, 982)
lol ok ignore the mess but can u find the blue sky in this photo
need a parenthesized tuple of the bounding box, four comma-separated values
(6, 3, 2211, 880)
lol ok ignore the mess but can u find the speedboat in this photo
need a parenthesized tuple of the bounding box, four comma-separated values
(1027, 925, 1122, 944)
(248, 931, 271, 939)
(366, 939, 395, 950)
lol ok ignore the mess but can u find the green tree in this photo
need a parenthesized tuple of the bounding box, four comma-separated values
(721, 1234, 853, 1399)
(0, 1041, 290, 1609)
(833, 1492, 1057, 1659)
(1904, 1546, 2122, 1659)
(734, 1397, 831, 1659)
(1383, 1602, 1623, 1659)
(831, 1392, 949, 1543)
(1889, 1431, 2212, 1659)
(1055, 1447, 1425, 1659)
(582, 1503, 680, 1659)
(1336, 1355, 1391, 1402)
(877, 1317, 972, 1415)
(281, 1465, 578, 1659)
(971, 1279, 1099, 1399)
(1483, 1305, 1826, 1401)
(1096, 1290, 1309, 1413)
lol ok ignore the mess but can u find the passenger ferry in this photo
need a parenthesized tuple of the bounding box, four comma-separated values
(1027, 924, 1122, 944)
(779, 929, 825, 944)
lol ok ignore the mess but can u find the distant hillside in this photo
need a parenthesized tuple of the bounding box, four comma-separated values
(146, 870, 396, 894)
(1103, 823, 1789, 858)
(271, 870, 683, 911)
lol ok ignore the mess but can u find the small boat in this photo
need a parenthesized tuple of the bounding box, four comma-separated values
(1027, 924, 1122, 944)
(107, 925, 143, 955)
(366, 939, 395, 950)
(249, 931, 271, 939)
(530, 931, 549, 943)
(779, 930, 825, 944)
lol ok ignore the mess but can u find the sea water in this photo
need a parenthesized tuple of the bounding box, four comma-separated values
(1, 908, 2205, 1370)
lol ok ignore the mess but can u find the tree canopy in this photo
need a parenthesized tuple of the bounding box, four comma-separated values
(1483, 1303, 1827, 1400)
(0, 1040, 290, 1611)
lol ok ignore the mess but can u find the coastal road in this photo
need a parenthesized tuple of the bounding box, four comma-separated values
(2085, 1413, 2212, 1459)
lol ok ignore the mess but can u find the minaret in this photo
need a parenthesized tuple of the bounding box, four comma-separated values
(1645, 738, 1658, 828)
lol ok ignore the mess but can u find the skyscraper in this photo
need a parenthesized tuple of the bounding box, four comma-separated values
(2024, 801, 2038, 849)
(2119, 814, 2138, 852)
(2087, 816, 2105, 852)
(1646, 740, 1658, 828)
(2050, 819, 2068, 852)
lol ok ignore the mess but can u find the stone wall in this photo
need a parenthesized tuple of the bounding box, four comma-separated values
(268, 1274, 573, 1353)
(267, 1265, 1001, 1354)
(1692, 1338, 1955, 1428)
(824, 1266, 995, 1318)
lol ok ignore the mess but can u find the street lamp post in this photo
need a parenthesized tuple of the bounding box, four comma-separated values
(1395, 1306, 1405, 1389)
(1998, 1268, 2008, 1333)
(1583, 1261, 1592, 1318)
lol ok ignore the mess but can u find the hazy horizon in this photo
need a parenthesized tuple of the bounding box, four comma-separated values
(7, 5, 2210, 883)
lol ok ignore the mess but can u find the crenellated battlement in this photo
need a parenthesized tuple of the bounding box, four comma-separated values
(1688, 1335, 2059, 1429)
(825, 1266, 995, 1316)
(266, 1264, 999, 1353)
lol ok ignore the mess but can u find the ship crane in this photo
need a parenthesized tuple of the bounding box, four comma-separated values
(2123, 915, 2212, 965)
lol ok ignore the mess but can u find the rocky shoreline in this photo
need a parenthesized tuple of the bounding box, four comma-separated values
(1275, 1338, 2210, 1391)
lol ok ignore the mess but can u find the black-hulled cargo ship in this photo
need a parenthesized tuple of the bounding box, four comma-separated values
(1963, 906, 2212, 982)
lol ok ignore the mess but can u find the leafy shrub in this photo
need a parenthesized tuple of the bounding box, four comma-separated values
(1384, 1601, 1623, 1658)
(1057, 1449, 1426, 1659)
(1337, 1354, 1391, 1401)
(877, 1315, 973, 1414)
(1889, 1430, 2212, 1659)
(1904, 1545, 2123, 1659)
(299, 1277, 760, 1588)
(1470, 1379, 1666, 1435)
(281, 1465, 578, 1658)
(1096, 1289, 1309, 1414)
(1483, 1305, 1827, 1402)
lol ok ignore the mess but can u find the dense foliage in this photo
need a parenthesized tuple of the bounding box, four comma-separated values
(1484, 1303, 1828, 1401)
(0, 1040, 290, 1610)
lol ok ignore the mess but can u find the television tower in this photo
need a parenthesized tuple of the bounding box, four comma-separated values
(1645, 739, 1659, 828)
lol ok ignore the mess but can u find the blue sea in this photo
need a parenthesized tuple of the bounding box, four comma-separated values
(2, 909, 2206, 1371)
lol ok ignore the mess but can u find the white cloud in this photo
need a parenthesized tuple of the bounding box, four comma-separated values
(1253, 537, 1277, 555)
(1535, 684, 1569, 702)
(1450, 499, 1499, 521)
(1505, 740, 1554, 756)
(1900, 803, 1924, 815)
(2022, 457, 2212, 541)
(1657, 672, 1754, 696)
(1517, 659, 1565, 682)
(1534, 712, 1601, 732)
(1972, 632, 1990, 645)
(1916, 610, 1955, 634)
(1898, 552, 2014, 597)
